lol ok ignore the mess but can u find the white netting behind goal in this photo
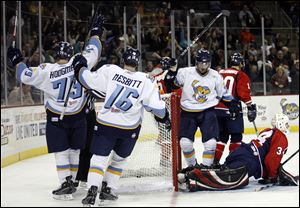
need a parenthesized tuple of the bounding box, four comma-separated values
(116, 93, 178, 193)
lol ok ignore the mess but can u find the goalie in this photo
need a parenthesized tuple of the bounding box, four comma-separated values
(178, 113, 298, 191)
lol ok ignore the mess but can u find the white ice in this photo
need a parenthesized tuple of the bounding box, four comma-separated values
(1, 133, 299, 207)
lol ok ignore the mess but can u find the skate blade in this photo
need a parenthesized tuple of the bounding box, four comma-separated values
(99, 199, 117, 206)
(53, 194, 73, 201)
(82, 203, 95, 207)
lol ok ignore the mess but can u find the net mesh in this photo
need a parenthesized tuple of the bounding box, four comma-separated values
(117, 94, 174, 193)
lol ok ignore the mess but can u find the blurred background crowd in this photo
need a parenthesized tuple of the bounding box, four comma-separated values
(1, 1, 299, 106)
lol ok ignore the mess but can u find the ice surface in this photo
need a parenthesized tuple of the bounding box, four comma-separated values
(1, 133, 299, 207)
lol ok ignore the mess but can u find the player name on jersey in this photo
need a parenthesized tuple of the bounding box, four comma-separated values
(49, 65, 74, 79)
(112, 73, 142, 88)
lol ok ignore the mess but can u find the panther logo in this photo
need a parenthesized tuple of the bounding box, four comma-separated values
(191, 80, 211, 103)
(280, 98, 299, 120)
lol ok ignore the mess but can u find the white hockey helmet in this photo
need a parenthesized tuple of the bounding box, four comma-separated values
(271, 113, 290, 133)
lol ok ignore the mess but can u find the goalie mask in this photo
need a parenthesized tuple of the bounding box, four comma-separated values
(271, 113, 290, 134)
(195, 49, 211, 75)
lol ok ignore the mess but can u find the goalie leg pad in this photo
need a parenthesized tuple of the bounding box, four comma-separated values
(278, 166, 298, 186)
(186, 166, 249, 191)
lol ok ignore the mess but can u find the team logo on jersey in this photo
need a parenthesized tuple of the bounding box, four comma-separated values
(280, 98, 299, 120)
(191, 80, 210, 103)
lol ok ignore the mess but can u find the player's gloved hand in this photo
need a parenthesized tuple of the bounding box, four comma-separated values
(258, 177, 278, 185)
(154, 110, 171, 131)
(7, 46, 23, 67)
(90, 14, 106, 37)
(72, 54, 88, 80)
(228, 100, 241, 120)
(247, 103, 257, 122)
(169, 58, 178, 72)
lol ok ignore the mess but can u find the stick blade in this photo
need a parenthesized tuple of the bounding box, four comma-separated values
(221, 10, 230, 17)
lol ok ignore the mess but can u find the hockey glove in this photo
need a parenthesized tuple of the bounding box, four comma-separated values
(169, 58, 178, 72)
(247, 104, 257, 122)
(228, 100, 241, 120)
(90, 14, 106, 37)
(72, 54, 88, 80)
(154, 110, 171, 131)
(7, 46, 23, 67)
(258, 177, 278, 185)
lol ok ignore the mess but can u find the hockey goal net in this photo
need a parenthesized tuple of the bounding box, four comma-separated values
(117, 93, 182, 193)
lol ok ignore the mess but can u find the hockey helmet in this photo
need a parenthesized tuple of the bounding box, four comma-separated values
(230, 52, 245, 68)
(195, 48, 211, 75)
(54, 41, 74, 60)
(160, 57, 178, 71)
(122, 47, 140, 67)
(271, 113, 290, 133)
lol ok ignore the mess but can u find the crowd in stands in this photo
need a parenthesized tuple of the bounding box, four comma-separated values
(1, 1, 299, 106)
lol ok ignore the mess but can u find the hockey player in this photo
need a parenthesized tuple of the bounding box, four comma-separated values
(164, 48, 240, 169)
(71, 47, 171, 206)
(214, 52, 257, 164)
(178, 113, 298, 191)
(151, 57, 182, 167)
(6, 14, 105, 200)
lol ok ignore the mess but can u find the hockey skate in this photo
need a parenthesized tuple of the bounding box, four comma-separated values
(99, 181, 118, 205)
(82, 186, 98, 207)
(52, 176, 76, 200)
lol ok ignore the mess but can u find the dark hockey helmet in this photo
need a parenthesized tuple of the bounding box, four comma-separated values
(230, 52, 245, 68)
(195, 48, 211, 74)
(122, 47, 141, 67)
(54, 41, 74, 60)
(160, 57, 177, 71)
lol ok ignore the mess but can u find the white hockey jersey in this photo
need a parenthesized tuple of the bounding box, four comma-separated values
(16, 37, 102, 115)
(175, 67, 232, 112)
(78, 64, 166, 129)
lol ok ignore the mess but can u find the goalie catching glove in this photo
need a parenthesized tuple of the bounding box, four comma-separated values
(154, 110, 171, 131)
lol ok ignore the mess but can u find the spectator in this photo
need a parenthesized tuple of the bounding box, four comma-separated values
(271, 65, 289, 94)
(264, 13, 274, 35)
(239, 4, 256, 27)
(289, 59, 299, 94)
(272, 50, 289, 69)
(240, 27, 256, 45)
(145, 60, 154, 73)
(248, 65, 261, 82)
(8, 84, 35, 106)
(267, 47, 277, 62)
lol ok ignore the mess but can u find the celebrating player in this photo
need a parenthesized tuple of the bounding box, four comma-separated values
(164, 48, 240, 170)
(214, 52, 257, 165)
(178, 113, 298, 191)
(6, 14, 105, 200)
(71, 47, 171, 206)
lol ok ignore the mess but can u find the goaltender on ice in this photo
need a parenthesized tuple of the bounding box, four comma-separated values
(177, 113, 299, 191)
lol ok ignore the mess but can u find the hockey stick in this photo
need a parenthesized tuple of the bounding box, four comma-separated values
(254, 183, 276, 192)
(12, 2, 18, 48)
(253, 121, 258, 136)
(281, 149, 299, 167)
(60, 4, 101, 120)
(177, 10, 230, 60)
